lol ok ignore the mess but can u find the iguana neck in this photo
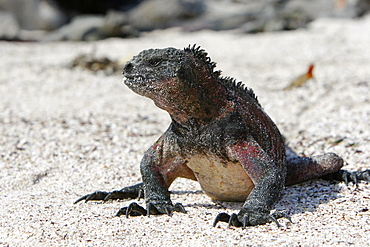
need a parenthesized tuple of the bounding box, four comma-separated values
(153, 76, 231, 126)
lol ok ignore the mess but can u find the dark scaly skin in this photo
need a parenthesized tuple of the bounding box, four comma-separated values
(75, 45, 370, 228)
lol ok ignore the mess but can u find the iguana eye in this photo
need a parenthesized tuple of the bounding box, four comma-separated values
(148, 58, 162, 67)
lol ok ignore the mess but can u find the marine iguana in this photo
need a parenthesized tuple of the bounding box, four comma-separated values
(75, 45, 370, 228)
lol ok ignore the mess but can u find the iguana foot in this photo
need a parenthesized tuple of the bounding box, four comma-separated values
(323, 170, 370, 186)
(74, 183, 144, 204)
(213, 210, 291, 228)
(116, 202, 187, 217)
(338, 170, 370, 186)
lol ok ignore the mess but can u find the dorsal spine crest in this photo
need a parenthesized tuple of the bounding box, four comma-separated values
(184, 44, 259, 106)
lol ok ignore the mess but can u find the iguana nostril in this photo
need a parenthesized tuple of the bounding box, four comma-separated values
(124, 62, 133, 74)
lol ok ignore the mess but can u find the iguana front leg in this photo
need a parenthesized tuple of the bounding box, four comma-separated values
(116, 132, 193, 217)
(75, 131, 192, 219)
(214, 139, 289, 228)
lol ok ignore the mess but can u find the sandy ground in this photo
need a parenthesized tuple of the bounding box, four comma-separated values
(1, 15, 370, 246)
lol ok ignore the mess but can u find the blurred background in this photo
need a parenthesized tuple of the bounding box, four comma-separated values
(1, 0, 370, 41)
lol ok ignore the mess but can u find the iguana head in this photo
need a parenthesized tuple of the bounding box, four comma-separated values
(123, 45, 226, 122)
(123, 47, 187, 99)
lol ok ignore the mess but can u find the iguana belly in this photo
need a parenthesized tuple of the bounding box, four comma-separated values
(186, 154, 254, 202)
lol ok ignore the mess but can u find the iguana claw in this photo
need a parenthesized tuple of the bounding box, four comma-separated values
(324, 170, 370, 186)
(213, 210, 291, 228)
(340, 170, 370, 186)
(116, 202, 187, 218)
(74, 191, 110, 204)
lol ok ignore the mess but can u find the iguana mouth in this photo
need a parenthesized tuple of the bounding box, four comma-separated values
(124, 75, 147, 86)
(124, 74, 142, 80)
(123, 75, 157, 97)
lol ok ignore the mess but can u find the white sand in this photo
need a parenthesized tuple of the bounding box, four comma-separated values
(1, 16, 370, 246)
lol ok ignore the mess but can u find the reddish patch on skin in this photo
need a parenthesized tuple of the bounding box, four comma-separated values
(228, 141, 272, 185)
(160, 157, 196, 186)
(146, 139, 196, 189)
